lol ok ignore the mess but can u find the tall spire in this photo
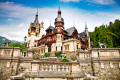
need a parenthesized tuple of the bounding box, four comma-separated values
(33, 9, 39, 27)
(36, 9, 38, 16)
(85, 22, 87, 29)
(85, 22, 89, 36)
(59, 3, 61, 11)
(58, 3, 61, 15)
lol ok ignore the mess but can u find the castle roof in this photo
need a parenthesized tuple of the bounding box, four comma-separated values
(78, 32, 86, 38)
(46, 26, 55, 31)
(66, 27, 77, 36)
(56, 4, 63, 22)
(32, 9, 39, 27)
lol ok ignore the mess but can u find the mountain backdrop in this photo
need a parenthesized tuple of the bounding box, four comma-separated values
(0, 36, 23, 46)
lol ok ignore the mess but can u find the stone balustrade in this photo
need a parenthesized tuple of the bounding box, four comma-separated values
(31, 62, 72, 72)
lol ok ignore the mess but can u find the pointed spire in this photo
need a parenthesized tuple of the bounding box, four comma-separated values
(85, 22, 87, 29)
(85, 22, 89, 36)
(33, 9, 39, 27)
(58, 3, 61, 15)
(36, 9, 38, 16)
(59, 3, 61, 11)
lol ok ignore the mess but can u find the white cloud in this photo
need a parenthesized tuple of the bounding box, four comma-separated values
(0, 1, 120, 42)
(89, 0, 115, 5)
(60, 0, 115, 5)
(60, 0, 80, 2)
(7, 18, 13, 21)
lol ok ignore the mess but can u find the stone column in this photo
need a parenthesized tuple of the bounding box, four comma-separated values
(58, 65, 60, 71)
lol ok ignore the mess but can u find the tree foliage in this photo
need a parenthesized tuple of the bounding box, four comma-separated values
(90, 19, 120, 48)
(55, 52, 62, 57)
(44, 53, 50, 57)
(8, 43, 26, 50)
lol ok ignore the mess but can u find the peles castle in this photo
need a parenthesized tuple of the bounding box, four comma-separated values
(0, 5, 120, 80)
(27, 5, 90, 57)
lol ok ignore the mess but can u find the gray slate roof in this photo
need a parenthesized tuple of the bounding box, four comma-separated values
(46, 26, 55, 31)
(57, 15, 62, 21)
(66, 27, 77, 36)
(78, 32, 86, 38)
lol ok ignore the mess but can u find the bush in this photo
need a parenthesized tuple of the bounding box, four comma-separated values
(61, 58, 69, 62)
(55, 52, 62, 57)
(44, 53, 50, 57)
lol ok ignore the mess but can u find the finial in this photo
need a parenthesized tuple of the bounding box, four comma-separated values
(59, 2, 60, 10)
(36, 9, 38, 15)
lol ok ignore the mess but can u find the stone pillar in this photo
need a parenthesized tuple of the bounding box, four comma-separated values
(50, 65, 52, 71)
(66, 65, 68, 72)
(41, 64, 43, 71)
(58, 65, 60, 71)
(62, 65, 64, 71)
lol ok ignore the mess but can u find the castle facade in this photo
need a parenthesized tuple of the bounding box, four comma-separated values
(27, 5, 90, 56)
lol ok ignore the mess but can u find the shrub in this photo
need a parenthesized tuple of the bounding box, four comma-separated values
(44, 53, 50, 57)
(61, 58, 69, 62)
(55, 52, 62, 57)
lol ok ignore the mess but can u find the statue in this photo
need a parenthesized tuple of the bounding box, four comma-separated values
(98, 42, 106, 48)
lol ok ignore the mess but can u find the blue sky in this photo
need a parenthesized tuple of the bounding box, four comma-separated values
(0, 0, 120, 41)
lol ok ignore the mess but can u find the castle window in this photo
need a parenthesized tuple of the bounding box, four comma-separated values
(48, 47, 51, 52)
(47, 37, 51, 41)
(65, 45, 69, 51)
(77, 44, 79, 49)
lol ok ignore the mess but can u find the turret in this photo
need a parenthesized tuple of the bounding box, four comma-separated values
(54, 4, 64, 34)
(27, 9, 41, 48)
(85, 22, 89, 37)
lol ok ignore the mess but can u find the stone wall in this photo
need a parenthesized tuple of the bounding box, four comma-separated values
(93, 62, 120, 80)
(0, 60, 18, 80)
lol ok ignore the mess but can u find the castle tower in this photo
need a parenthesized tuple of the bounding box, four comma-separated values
(40, 21, 44, 38)
(85, 22, 89, 37)
(27, 9, 44, 48)
(85, 22, 91, 49)
(54, 4, 64, 52)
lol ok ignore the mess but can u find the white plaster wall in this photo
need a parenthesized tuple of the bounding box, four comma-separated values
(56, 42, 62, 51)
(45, 46, 48, 53)
(51, 43, 56, 52)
